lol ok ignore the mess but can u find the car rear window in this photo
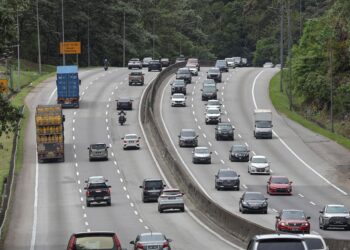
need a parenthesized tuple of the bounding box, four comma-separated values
(245, 193, 265, 200)
(130, 72, 142, 75)
(209, 69, 220, 73)
(304, 238, 324, 249)
(89, 183, 108, 189)
(91, 144, 106, 150)
(271, 177, 289, 184)
(257, 240, 305, 250)
(140, 234, 164, 242)
(75, 236, 115, 250)
(145, 181, 163, 189)
(178, 69, 190, 74)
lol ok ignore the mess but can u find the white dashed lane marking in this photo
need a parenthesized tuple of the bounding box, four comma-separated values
(298, 194, 304, 198)
(214, 151, 218, 155)
(242, 184, 248, 189)
(220, 159, 225, 164)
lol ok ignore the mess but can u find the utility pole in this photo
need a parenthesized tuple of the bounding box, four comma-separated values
(36, 0, 41, 74)
(87, 5, 90, 67)
(152, 17, 155, 59)
(287, 0, 292, 110)
(329, 39, 334, 132)
(123, 10, 126, 67)
(61, 0, 65, 65)
(16, 8, 20, 90)
(280, 0, 284, 93)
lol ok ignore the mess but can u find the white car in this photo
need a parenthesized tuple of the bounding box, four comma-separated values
(158, 188, 185, 213)
(205, 99, 221, 111)
(192, 147, 212, 164)
(263, 62, 274, 68)
(122, 134, 140, 149)
(225, 58, 235, 68)
(187, 65, 198, 76)
(171, 93, 186, 107)
(205, 107, 221, 124)
(248, 155, 270, 174)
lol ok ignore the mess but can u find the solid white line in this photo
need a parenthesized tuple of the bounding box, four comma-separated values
(30, 153, 39, 250)
(47, 88, 57, 103)
(252, 70, 347, 196)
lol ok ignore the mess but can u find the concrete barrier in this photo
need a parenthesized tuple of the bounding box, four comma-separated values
(140, 64, 350, 249)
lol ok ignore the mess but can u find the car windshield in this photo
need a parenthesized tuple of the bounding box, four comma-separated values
(75, 236, 115, 250)
(125, 135, 138, 140)
(188, 59, 198, 63)
(256, 120, 272, 128)
(219, 170, 237, 177)
(178, 69, 190, 74)
(304, 238, 324, 249)
(244, 193, 265, 200)
(257, 240, 305, 250)
(145, 181, 163, 189)
(281, 210, 306, 220)
(226, 58, 234, 62)
(143, 58, 152, 62)
(173, 81, 185, 86)
(130, 72, 142, 75)
(195, 148, 209, 154)
(325, 206, 348, 213)
(203, 86, 216, 92)
(140, 234, 165, 242)
(252, 157, 267, 163)
(271, 177, 289, 184)
(173, 94, 184, 98)
(233, 145, 247, 152)
(119, 98, 131, 102)
(91, 144, 106, 150)
(233, 57, 241, 62)
(215, 61, 226, 66)
(130, 58, 139, 61)
(209, 69, 220, 73)
(181, 130, 196, 137)
(207, 109, 220, 114)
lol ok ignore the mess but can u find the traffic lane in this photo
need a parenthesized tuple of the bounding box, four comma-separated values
(3, 68, 109, 250)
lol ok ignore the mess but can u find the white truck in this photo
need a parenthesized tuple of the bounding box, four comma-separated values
(254, 109, 273, 139)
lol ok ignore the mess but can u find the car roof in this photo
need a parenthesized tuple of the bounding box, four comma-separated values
(195, 146, 208, 150)
(163, 188, 180, 192)
(209, 67, 220, 70)
(325, 204, 345, 207)
(181, 128, 195, 132)
(244, 191, 264, 195)
(144, 178, 163, 182)
(253, 234, 304, 240)
(219, 168, 236, 172)
(88, 176, 106, 183)
(252, 155, 266, 159)
(178, 67, 190, 71)
(118, 97, 132, 101)
(281, 209, 304, 213)
(271, 175, 288, 178)
(90, 143, 106, 145)
(124, 133, 138, 137)
(218, 122, 231, 126)
(72, 231, 116, 237)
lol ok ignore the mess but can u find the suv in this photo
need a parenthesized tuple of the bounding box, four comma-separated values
(139, 178, 166, 202)
(247, 234, 308, 250)
(84, 176, 111, 207)
(171, 79, 186, 95)
(158, 188, 185, 213)
(128, 58, 142, 69)
(87, 143, 109, 161)
(176, 67, 192, 84)
(215, 60, 229, 72)
(215, 122, 234, 140)
(129, 71, 144, 86)
(205, 107, 221, 124)
(148, 60, 162, 72)
(67, 232, 123, 250)
(201, 85, 218, 101)
(178, 129, 198, 147)
(215, 168, 240, 190)
(229, 144, 249, 162)
(207, 67, 222, 82)
(319, 204, 350, 230)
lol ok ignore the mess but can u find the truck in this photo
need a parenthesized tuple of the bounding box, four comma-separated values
(36, 104, 65, 163)
(56, 65, 80, 108)
(254, 109, 273, 139)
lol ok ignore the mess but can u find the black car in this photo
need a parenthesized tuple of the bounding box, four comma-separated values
(207, 67, 222, 83)
(215, 122, 234, 140)
(239, 191, 268, 214)
(176, 67, 192, 84)
(201, 85, 218, 101)
(178, 129, 198, 147)
(116, 98, 133, 110)
(148, 60, 162, 72)
(160, 58, 170, 67)
(215, 168, 240, 190)
(84, 176, 111, 207)
(171, 79, 186, 95)
(215, 60, 229, 72)
(229, 144, 250, 162)
(139, 178, 166, 202)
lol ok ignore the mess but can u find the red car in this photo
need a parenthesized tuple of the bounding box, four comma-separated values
(276, 209, 311, 234)
(267, 175, 292, 195)
(187, 58, 200, 71)
(67, 232, 123, 250)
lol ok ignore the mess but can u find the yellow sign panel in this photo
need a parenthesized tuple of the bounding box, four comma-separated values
(0, 79, 9, 93)
(60, 42, 81, 54)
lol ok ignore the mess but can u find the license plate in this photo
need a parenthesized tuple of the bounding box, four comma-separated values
(128, 141, 134, 143)
(291, 228, 299, 231)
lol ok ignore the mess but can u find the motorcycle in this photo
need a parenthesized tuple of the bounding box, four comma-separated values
(118, 114, 126, 125)
(104, 65, 108, 71)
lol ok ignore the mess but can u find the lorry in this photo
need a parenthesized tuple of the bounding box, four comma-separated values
(254, 109, 273, 139)
(56, 65, 80, 108)
(36, 104, 65, 163)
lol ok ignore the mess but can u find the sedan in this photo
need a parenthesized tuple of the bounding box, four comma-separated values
(248, 155, 270, 174)
(122, 134, 140, 150)
(171, 93, 186, 107)
(215, 168, 240, 191)
(130, 232, 172, 250)
(192, 146, 212, 164)
(158, 188, 185, 212)
(229, 144, 249, 162)
(276, 209, 311, 234)
(239, 191, 268, 214)
(319, 204, 350, 230)
(267, 176, 292, 195)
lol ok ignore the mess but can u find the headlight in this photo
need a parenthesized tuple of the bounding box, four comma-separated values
(302, 222, 309, 226)
(280, 222, 286, 226)
(242, 201, 248, 205)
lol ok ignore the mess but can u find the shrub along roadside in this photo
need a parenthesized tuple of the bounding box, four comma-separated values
(270, 71, 350, 150)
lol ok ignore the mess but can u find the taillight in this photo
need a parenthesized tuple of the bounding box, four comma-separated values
(86, 190, 90, 196)
(113, 234, 122, 250)
(136, 242, 144, 249)
(107, 188, 111, 195)
(163, 241, 169, 248)
(68, 235, 76, 250)
(124, 140, 127, 143)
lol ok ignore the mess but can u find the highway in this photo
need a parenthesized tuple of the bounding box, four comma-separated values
(158, 67, 350, 240)
(4, 68, 244, 250)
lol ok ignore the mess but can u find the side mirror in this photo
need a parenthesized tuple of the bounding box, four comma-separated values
(265, 198, 268, 200)
(87, 147, 90, 150)
(290, 181, 293, 184)
(276, 216, 280, 219)
(319, 211, 323, 213)
(271, 125, 273, 127)
(84, 187, 87, 190)
(121, 137, 124, 140)
(106, 146, 109, 149)
(238, 175, 240, 177)
(307, 216, 311, 220)
(163, 184, 167, 187)
(182, 193, 185, 195)
(139, 185, 143, 188)
(200, 89, 203, 91)
(108, 185, 112, 188)
(138, 137, 141, 139)
(196, 135, 199, 138)
(129, 240, 135, 245)
(85, 180, 88, 183)
(178, 135, 180, 138)
(210, 152, 212, 154)
(215, 175, 218, 178)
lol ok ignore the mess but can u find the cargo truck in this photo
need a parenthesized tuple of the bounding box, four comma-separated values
(56, 65, 80, 108)
(36, 104, 65, 162)
(254, 109, 273, 139)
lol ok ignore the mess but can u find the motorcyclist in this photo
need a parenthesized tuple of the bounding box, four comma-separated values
(103, 58, 109, 70)
(118, 110, 126, 125)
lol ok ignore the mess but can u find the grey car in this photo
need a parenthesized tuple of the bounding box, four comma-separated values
(192, 146, 212, 164)
(87, 143, 109, 161)
(207, 67, 222, 82)
(215, 168, 240, 191)
(130, 232, 172, 250)
(201, 85, 218, 101)
(319, 204, 350, 230)
(176, 67, 192, 84)
(215, 122, 234, 140)
(178, 129, 198, 147)
(140, 178, 166, 202)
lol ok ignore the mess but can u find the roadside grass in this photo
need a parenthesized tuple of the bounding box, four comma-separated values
(270, 72, 350, 150)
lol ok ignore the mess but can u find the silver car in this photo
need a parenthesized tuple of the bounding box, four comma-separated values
(301, 234, 328, 250)
(205, 99, 221, 111)
(158, 188, 185, 213)
(248, 155, 270, 174)
(122, 134, 140, 150)
(192, 146, 212, 164)
(130, 232, 172, 250)
(171, 93, 186, 107)
(87, 143, 109, 161)
(319, 204, 350, 230)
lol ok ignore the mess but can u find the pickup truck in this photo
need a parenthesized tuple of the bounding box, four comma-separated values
(129, 71, 144, 86)
(84, 176, 111, 207)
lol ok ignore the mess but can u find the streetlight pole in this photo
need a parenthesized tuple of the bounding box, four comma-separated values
(87, 5, 90, 67)
(152, 17, 155, 59)
(279, 0, 284, 93)
(16, 8, 20, 90)
(61, 0, 65, 65)
(287, 0, 293, 110)
(123, 10, 125, 67)
(36, 0, 41, 74)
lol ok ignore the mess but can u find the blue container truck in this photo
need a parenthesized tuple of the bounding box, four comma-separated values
(56, 65, 80, 108)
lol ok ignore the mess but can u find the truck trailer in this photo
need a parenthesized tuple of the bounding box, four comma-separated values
(254, 109, 273, 139)
(36, 104, 65, 162)
(56, 65, 80, 108)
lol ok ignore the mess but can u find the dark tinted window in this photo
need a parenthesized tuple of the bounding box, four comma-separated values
(208, 69, 220, 73)
(244, 193, 265, 200)
(89, 183, 108, 189)
(219, 170, 237, 177)
(304, 238, 324, 249)
(257, 239, 305, 250)
(281, 210, 306, 220)
(178, 69, 190, 74)
(218, 124, 232, 129)
(91, 144, 107, 150)
(145, 181, 163, 189)
(203, 86, 217, 92)
(75, 236, 115, 250)
(233, 145, 247, 152)
(181, 130, 196, 137)
(271, 177, 289, 184)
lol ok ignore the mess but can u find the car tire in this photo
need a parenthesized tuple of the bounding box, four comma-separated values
(181, 207, 185, 212)
(264, 209, 268, 214)
(242, 208, 246, 214)
(208, 159, 211, 164)
(107, 201, 111, 206)
(86, 201, 91, 207)
(129, 82, 132, 86)
(236, 186, 240, 191)
(158, 207, 163, 213)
